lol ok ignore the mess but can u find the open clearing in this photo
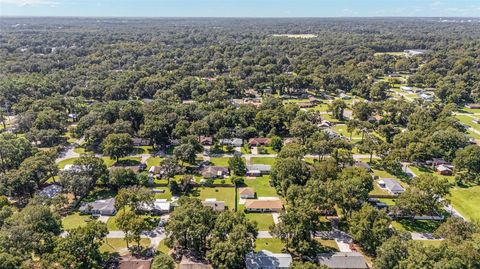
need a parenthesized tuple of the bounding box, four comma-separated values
(450, 186, 480, 221)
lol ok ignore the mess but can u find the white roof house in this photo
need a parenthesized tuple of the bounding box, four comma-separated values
(379, 178, 405, 195)
(37, 184, 62, 198)
(79, 198, 116, 216)
(138, 199, 171, 214)
(246, 250, 292, 269)
(219, 138, 243, 147)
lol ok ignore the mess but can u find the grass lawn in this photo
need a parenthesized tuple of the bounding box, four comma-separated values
(100, 238, 150, 254)
(146, 156, 163, 169)
(459, 107, 480, 114)
(254, 238, 285, 253)
(408, 165, 455, 184)
(450, 186, 480, 221)
(152, 187, 173, 200)
(378, 198, 396, 206)
(250, 157, 276, 165)
(309, 104, 329, 112)
(73, 146, 89, 154)
(467, 129, 480, 139)
(62, 212, 91, 230)
(332, 124, 361, 140)
(157, 240, 170, 254)
(242, 176, 278, 197)
(391, 219, 441, 233)
(57, 157, 79, 169)
(257, 146, 276, 155)
(209, 157, 231, 167)
(102, 156, 142, 167)
(189, 187, 235, 210)
(455, 115, 480, 130)
(372, 169, 397, 179)
(246, 213, 274, 230)
(316, 239, 339, 251)
(370, 183, 390, 196)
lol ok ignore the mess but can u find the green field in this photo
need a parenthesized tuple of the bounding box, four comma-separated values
(242, 175, 278, 197)
(57, 157, 79, 169)
(157, 240, 171, 254)
(146, 156, 163, 168)
(450, 186, 480, 221)
(246, 213, 275, 230)
(391, 219, 441, 233)
(62, 212, 91, 230)
(100, 238, 150, 254)
(189, 187, 235, 210)
(254, 238, 285, 253)
(332, 124, 361, 140)
(209, 157, 231, 167)
(408, 165, 454, 184)
(250, 157, 276, 165)
(455, 115, 480, 129)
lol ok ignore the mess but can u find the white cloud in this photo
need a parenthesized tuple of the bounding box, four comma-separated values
(0, 0, 58, 6)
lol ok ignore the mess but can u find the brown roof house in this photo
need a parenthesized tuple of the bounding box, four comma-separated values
(239, 187, 256, 199)
(198, 136, 213, 146)
(248, 137, 271, 147)
(245, 199, 283, 213)
(200, 166, 229, 179)
(118, 255, 152, 269)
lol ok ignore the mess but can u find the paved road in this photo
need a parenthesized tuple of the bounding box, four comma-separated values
(410, 232, 443, 240)
(55, 137, 84, 163)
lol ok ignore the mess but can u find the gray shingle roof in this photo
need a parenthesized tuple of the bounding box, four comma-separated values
(317, 252, 368, 269)
(382, 178, 405, 192)
(246, 250, 292, 269)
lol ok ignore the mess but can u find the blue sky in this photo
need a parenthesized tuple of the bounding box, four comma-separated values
(1, 0, 480, 17)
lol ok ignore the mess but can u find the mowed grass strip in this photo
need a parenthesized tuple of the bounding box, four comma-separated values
(254, 238, 285, 253)
(450, 186, 480, 222)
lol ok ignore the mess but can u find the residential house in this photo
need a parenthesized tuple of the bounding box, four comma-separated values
(202, 198, 225, 211)
(245, 250, 293, 269)
(118, 255, 152, 269)
(436, 164, 453, 176)
(353, 161, 371, 172)
(297, 102, 315, 108)
(378, 178, 405, 195)
(400, 86, 413, 92)
(219, 138, 243, 147)
(201, 166, 230, 179)
(246, 164, 271, 177)
(318, 120, 332, 128)
(37, 184, 62, 199)
(179, 256, 212, 269)
(198, 136, 213, 146)
(239, 187, 256, 199)
(249, 138, 271, 147)
(138, 199, 171, 215)
(324, 128, 340, 139)
(404, 49, 428, 57)
(317, 252, 368, 269)
(466, 104, 480, 109)
(79, 198, 116, 216)
(132, 137, 150, 147)
(149, 166, 164, 177)
(309, 96, 322, 104)
(431, 158, 450, 167)
(244, 199, 283, 213)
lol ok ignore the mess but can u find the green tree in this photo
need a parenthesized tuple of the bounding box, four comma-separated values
(44, 221, 108, 269)
(434, 217, 477, 244)
(277, 142, 305, 159)
(102, 133, 133, 161)
(453, 145, 480, 181)
(207, 211, 257, 269)
(270, 135, 283, 152)
(165, 197, 217, 255)
(349, 204, 392, 254)
(228, 155, 246, 176)
(270, 157, 310, 195)
(374, 234, 412, 269)
(151, 253, 175, 269)
(334, 167, 373, 218)
(328, 99, 347, 121)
